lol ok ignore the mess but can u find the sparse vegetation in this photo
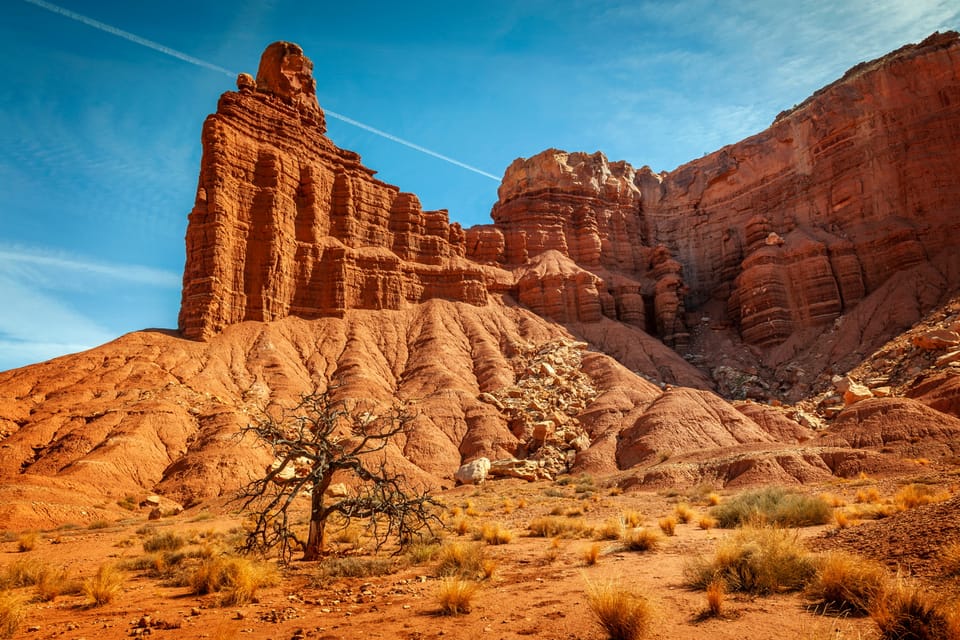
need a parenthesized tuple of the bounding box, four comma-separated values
(314, 556, 397, 580)
(685, 525, 815, 594)
(1, 558, 45, 588)
(528, 516, 592, 538)
(0, 591, 25, 639)
(143, 531, 186, 553)
(711, 487, 831, 528)
(585, 579, 653, 640)
(621, 528, 660, 552)
(705, 577, 726, 618)
(855, 487, 882, 504)
(658, 516, 677, 536)
(674, 504, 694, 523)
(941, 542, 960, 577)
(479, 522, 512, 545)
(869, 577, 960, 639)
(893, 484, 950, 511)
(806, 552, 889, 615)
(583, 542, 602, 565)
(437, 576, 478, 615)
(406, 539, 441, 565)
(189, 555, 277, 605)
(83, 563, 124, 606)
(698, 515, 718, 530)
(16, 533, 38, 553)
(435, 541, 485, 578)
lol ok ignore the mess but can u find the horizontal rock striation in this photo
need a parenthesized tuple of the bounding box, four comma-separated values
(179, 42, 486, 340)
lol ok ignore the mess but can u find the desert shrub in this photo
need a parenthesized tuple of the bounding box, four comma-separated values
(855, 487, 882, 504)
(435, 541, 485, 578)
(189, 556, 277, 605)
(16, 533, 38, 553)
(674, 504, 695, 524)
(705, 578, 725, 618)
(596, 518, 623, 541)
(941, 542, 960, 577)
(711, 487, 831, 528)
(583, 543, 602, 566)
(685, 525, 815, 594)
(478, 522, 512, 545)
(621, 528, 659, 552)
(1, 558, 46, 588)
(528, 516, 591, 538)
(658, 516, 676, 536)
(407, 540, 441, 565)
(87, 520, 110, 530)
(893, 484, 950, 511)
(437, 576, 478, 615)
(870, 577, 960, 639)
(698, 515, 718, 530)
(585, 579, 652, 640)
(314, 556, 396, 580)
(143, 531, 186, 553)
(83, 563, 124, 606)
(807, 552, 889, 615)
(0, 591, 25, 639)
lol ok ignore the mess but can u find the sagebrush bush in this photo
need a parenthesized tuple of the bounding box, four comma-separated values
(142, 531, 186, 553)
(685, 525, 815, 594)
(870, 577, 960, 640)
(435, 541, 485, 578)
(83, 563, 124, 606)
(0, 591, 25, 639)
(807, 552, 889, 615)
(437, 576, 478, 615)
(585, 579, 652, 640)
(711, 487, 831, 528)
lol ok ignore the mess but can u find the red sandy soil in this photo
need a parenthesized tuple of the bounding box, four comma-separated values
(4, 473, 958, 640)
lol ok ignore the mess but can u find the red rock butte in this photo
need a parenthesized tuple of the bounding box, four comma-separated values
(2, 35, 960, 528)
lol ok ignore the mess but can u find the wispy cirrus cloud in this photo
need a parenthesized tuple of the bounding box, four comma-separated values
(0, 244, 180, 371)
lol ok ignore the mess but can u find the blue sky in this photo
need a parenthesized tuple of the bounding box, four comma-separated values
(1, 0, 958, 371)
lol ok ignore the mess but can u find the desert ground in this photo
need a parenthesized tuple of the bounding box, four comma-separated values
(2, 469, 958, 640)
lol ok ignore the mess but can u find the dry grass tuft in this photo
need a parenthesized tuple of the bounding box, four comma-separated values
(706, 492, 722, 506)
(685, 525, 815, 594)
(806, 552, 889, 616)
(622, 510, 644, 528)
(596, 518, 624, 541)
(481, 558, 497, 580)
(479, 522, 512, 545)
(83, 563, 124, 606)
(941, 542, 960, 577)
(0, 591, 25, 639)
(34, 565, 72, 602)
(621, 528, 660, 552)
(544, 537, 564, 563)
(658, 516, 677, 536)
(705, 577, 725, 618)
(893, 484, 951, 511)
(16, 533, 38, 553)
(674, 504, 695, 524)
(834, 510, 851, 529)
(585, 579, 653, 640)
(189, 556, 277, 606)
(142, 531, 186, 553)
(698, 515, 718, 530)
(819, 492, 846, 508)
(855, 487, 882, 504)
(528, 516, 592, 538)
(437, 577, 478, 615)
(314, 556, 396, 580)
(435, 541, 485, 578)
(869, 577, 960, 639)
(583, 543, 602, 566)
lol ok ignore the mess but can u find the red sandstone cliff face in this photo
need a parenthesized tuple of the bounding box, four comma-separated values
(179, 42, 486, 340)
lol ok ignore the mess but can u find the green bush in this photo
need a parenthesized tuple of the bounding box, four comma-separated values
(711, 487, 831, 528)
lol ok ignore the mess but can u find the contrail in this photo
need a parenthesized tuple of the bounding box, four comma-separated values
(22, 0, 501, 182)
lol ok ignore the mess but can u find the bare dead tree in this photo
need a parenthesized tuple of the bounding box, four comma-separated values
(237, 387, 440, 562)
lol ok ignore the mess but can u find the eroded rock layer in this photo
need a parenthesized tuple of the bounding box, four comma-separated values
(179, 43, 485, 340)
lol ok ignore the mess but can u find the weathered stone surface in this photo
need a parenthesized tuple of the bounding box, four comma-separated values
(454, 457, 491, 485)
(488, 458, 542, 481)
(912, 329, 960, 350)
(179, 45, 486, 340)
(843, 383, 873, 406)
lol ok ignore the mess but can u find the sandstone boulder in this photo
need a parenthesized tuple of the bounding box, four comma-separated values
(454, 458, 491, 485)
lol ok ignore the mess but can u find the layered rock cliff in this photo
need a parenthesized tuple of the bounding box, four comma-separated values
(179, 42, 486, 340)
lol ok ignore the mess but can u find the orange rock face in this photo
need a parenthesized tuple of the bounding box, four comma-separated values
(179, 43, 486, 340)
